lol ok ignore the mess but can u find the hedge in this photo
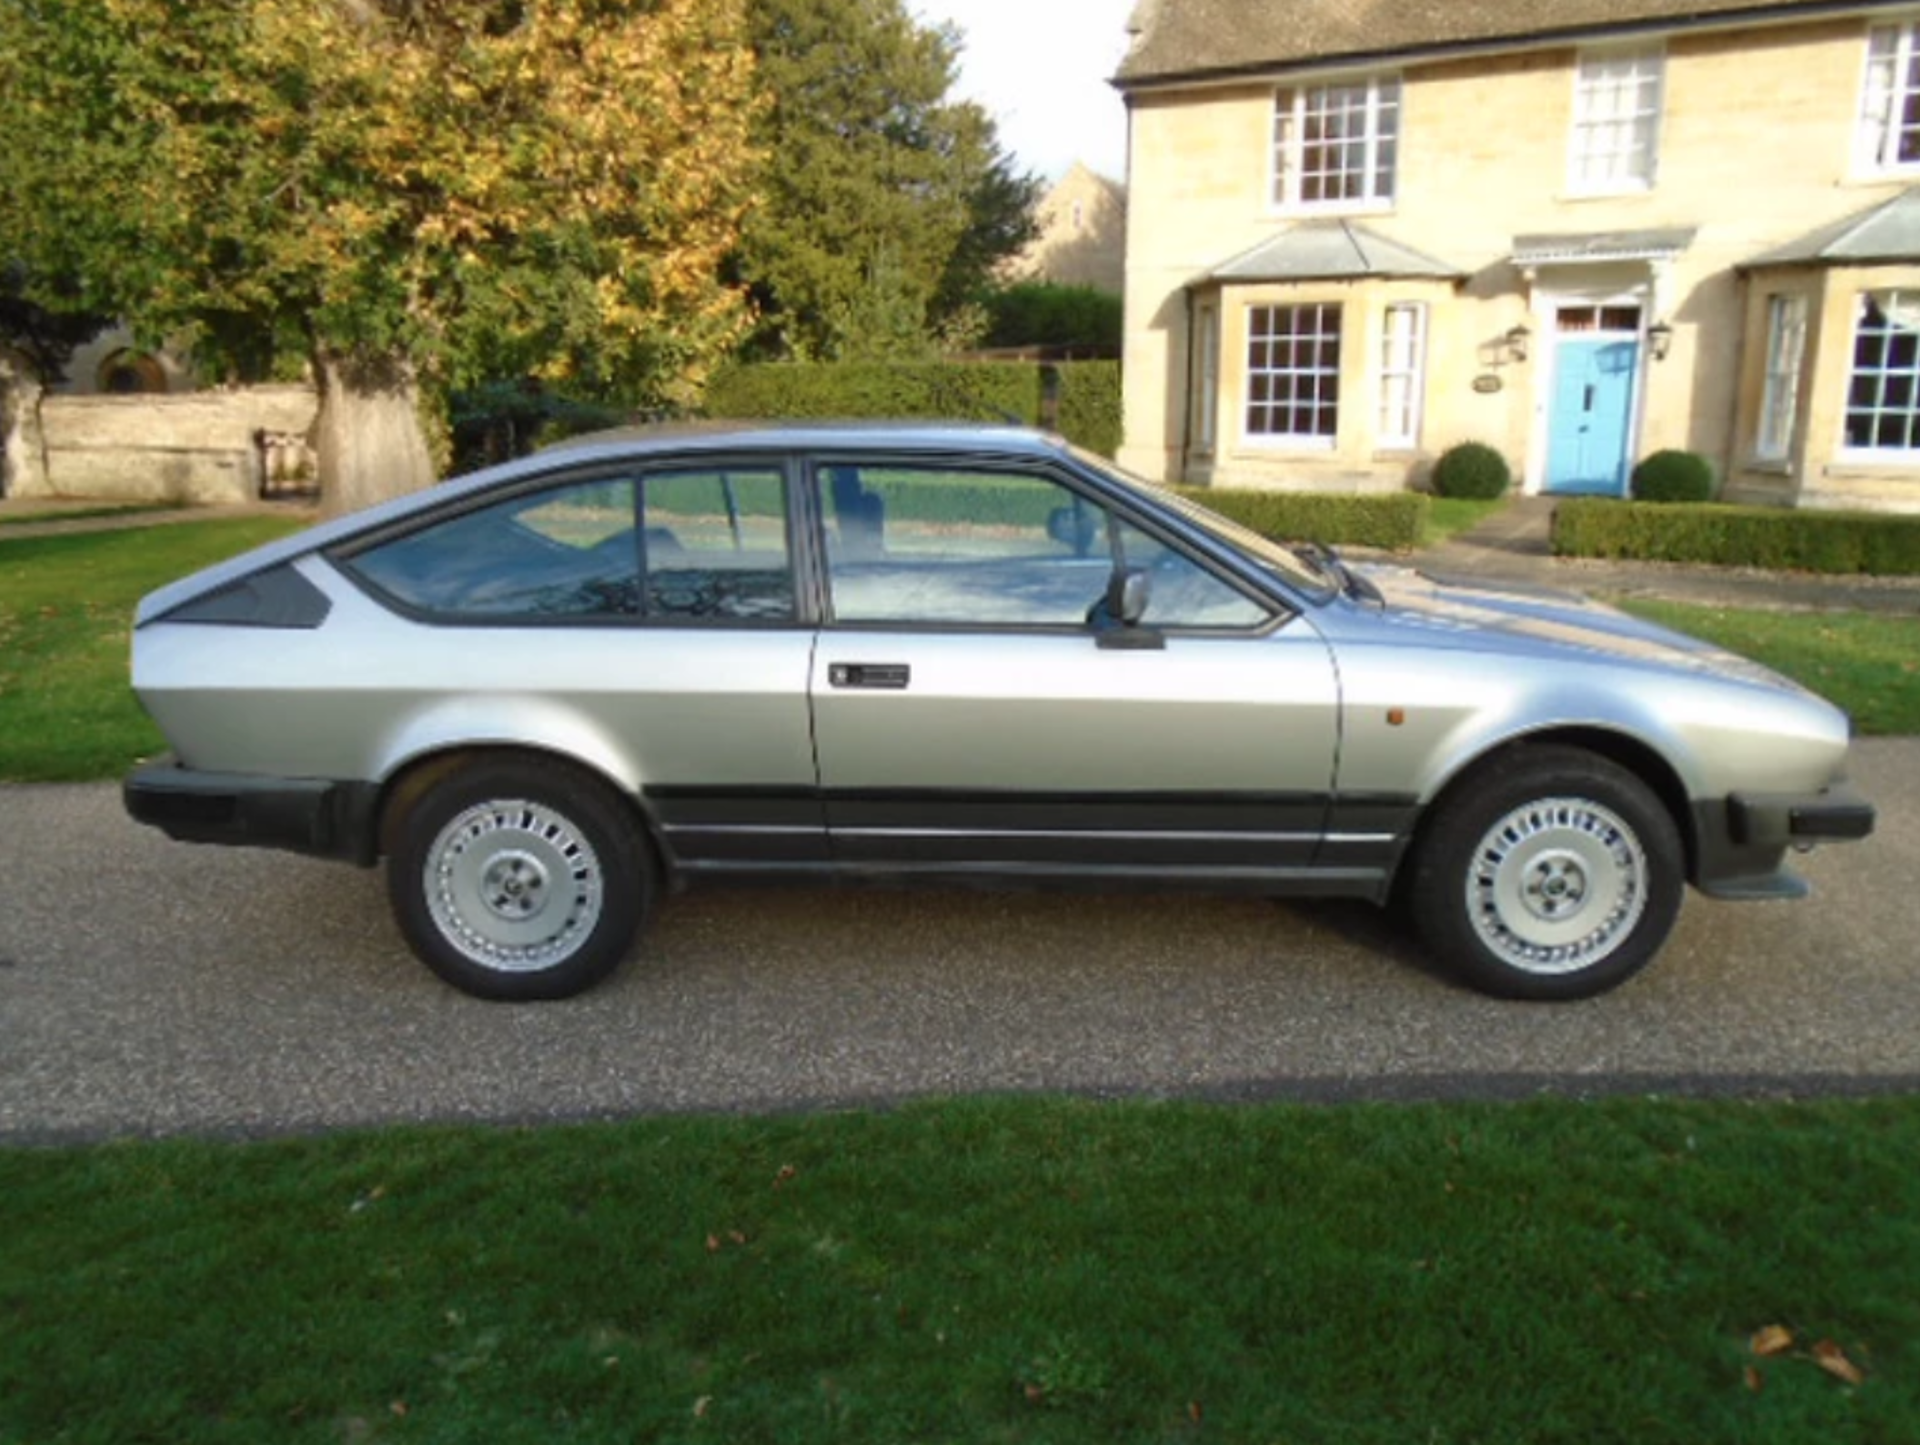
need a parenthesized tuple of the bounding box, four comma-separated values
(1175, 487, 1428, 552)
(1552, 498, 1920, 575)
(702, 361, 1123, 457)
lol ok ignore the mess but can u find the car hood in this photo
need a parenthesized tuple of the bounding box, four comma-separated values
(1348, 563, 1807, 693)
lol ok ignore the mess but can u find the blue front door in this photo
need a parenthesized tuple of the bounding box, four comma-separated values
(1546, 339, 1638, 495)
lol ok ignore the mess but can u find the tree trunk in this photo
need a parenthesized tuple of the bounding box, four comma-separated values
(313, 350, 437, 517)
(0, 349, 49, 499)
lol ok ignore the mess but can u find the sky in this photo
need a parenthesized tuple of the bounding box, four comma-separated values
(905, 0, 1136, 184)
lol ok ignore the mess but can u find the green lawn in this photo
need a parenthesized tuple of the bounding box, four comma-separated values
(1619, 599, 1920, 735)
(0, 518, 306, 781)
(1422, 495, 1508, 546)
(3, 1096, 1915, 1444)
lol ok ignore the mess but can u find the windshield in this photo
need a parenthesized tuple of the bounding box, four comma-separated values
(1066, 445, 1338, 598)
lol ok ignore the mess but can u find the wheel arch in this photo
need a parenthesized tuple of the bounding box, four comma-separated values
(371, 743, 669, 876)
(1410, 725, 1698, 883)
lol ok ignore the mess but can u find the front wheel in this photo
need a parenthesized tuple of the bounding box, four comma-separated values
(387, 758, 649, 1001)
(1405, 747, 1684, 1001)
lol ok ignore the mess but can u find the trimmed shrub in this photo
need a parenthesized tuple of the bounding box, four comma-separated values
(704, 361, 1041, 428)
(1430, 442, 1511, 500)
(702, 360, 1124, 457)
(1552, 498, 1920, 575)
(1051, 361, 1122, 458)
(1174, 487, 1428, 552)
(1630, 449, 1714, 503)
(979, 282, 1123, 353)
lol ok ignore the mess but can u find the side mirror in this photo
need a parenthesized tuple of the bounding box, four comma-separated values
(1090, 567, 1163, 649)
(1107, 566, 1150, 626)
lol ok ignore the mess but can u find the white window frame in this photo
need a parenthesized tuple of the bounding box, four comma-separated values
(1376, 302, 1427, 449)
(1756, 294, 1807, 463)
(1244, 302, 1342, 449)
(1841, 289, 1920, 461)
(1857, 21, 1920, 176)
(1566, 44, 1664, 195)
(1271, 73, 1400, 214)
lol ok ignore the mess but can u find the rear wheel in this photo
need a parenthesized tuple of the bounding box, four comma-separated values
(1406, 746, 1684, 1001)
(388, 758, 649, 1001)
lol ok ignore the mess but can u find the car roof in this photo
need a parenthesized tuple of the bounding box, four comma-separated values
(135, 421, 1073, 625)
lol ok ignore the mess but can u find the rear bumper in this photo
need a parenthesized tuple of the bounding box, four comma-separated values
(1692, 782, 1875, 902)
(124, 757, 379, 866)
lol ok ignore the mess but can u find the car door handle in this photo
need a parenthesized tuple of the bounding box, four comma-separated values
(827, 662, 911, 690)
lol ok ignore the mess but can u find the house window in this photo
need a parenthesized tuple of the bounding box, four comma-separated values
(1844, 291, 1920, 455)
(1377, 303, 1426, 449)
(1859, 22, 1920, 173)
(1568, 46, 1663, 193)
(1246, 303, 1341, 445)
(1757, 294, 1808, 462)
(1272, 76, 1400, 210)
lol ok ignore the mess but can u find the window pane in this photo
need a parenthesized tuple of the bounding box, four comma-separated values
(821, 466, 1114, 626)
(1570, 46, 1662, 190)
(350, 477, 643, 618)
(1113, 519, 1271, 630)
(1273, 73, 1398, 207)
(643, 469, 796, 621)
(346, 469, 797, 623)
(1861, 24, 1920, 170)
(1245, 303, 1343, 442)
(1844, 288, 1920, 454)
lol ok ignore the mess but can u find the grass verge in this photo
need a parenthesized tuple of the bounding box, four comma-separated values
(1422, 495, 1508, 546)
(3, 1096, 1914, 1444)
(1619, 599, 1920, 734)
(0, 517, 306, 781)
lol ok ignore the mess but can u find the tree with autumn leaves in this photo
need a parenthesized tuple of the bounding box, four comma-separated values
(1, 0, 762, 509)
(0, 0, 1037, 508)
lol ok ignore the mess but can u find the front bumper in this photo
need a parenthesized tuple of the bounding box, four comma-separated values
(1727, 783, 1877, 847)
(124, 757, 379, 866)
(1692, 781, 1875, 902)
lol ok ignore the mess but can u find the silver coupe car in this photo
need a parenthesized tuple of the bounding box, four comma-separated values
(125, 423, 1873, 1002)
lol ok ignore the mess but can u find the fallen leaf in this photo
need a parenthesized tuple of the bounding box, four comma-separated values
(729, 1230, 747, 1246)
(774, 1164, 797, 1188)
(705, 1234, 721, 1253)
(1744, 1366, 1764, 1394)
(692, 1395, 711, 1418)
(1188, 1400, 1204, 1423)
(1750, 1325, 1794, 1357)
(1812, 1339, 1865, 1386)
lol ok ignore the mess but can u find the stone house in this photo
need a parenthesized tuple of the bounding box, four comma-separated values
(1114, 0, 1920, 511)
(1004, 162, 1130, 294)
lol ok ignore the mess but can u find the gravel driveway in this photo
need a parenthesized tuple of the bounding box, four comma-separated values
(3, 738, 1915, 1142)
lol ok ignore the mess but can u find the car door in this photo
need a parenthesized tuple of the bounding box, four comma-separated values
(804, 457, 1341, 881)
(335, 458, 828, 869)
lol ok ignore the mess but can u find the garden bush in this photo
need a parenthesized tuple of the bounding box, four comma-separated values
(1630, 449, 1715, 503)
(1430, 441, 1511, 500)
(702, 361, 1124, 456)
(1175, 487, 1428, 551)
(1552, 498, 1920, 575)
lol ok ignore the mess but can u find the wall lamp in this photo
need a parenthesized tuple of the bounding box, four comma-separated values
(1647, 320, 1675, 361)
(1502, 324, 1531, 363)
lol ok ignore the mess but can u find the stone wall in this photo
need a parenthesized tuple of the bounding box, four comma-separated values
(5, 385, 318, 503)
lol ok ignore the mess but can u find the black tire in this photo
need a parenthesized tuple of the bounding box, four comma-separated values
(387, 757, 649, 1001)
(1405, 746, 1684, 1001)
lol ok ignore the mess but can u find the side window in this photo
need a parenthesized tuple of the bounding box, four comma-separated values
(817, 464, 1270, 631)
(344, 467, 795, 623)
(348, 476, 643, 618)
(643, 468, 796, 621)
